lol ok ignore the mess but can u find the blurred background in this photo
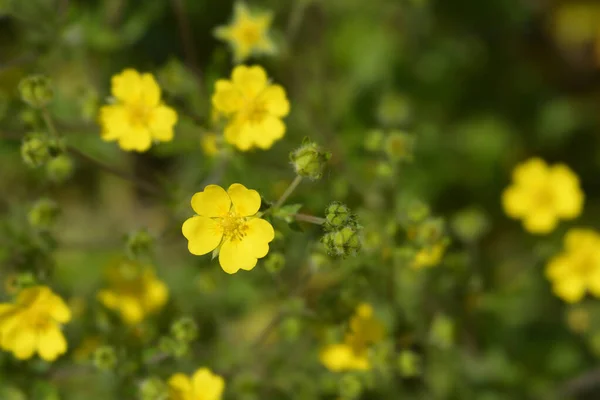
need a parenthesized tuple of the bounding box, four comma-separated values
(2, 0, 600, 399)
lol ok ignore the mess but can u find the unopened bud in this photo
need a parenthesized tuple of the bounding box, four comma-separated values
(171, 317, 198, 343)
(265, 252, 285, 273)
(325, 202, 352, 228)
(289, 140, 331, 180)
(46, 154, 74, 183)
(27, 198, 60, 230)
(21, 133, 50, 168)
(126, 229, 154, 258)
(398, 350, 422, 377)
(323, 226, 362, 258)
(18, 75, 53, 108)
(93, 345, 117, 371)
(140, 377, 169, 400)
(384, 130, 415, 162)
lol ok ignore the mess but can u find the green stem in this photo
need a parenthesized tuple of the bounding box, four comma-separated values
(41, 107, 59, 139)
(294, 213, 326, 225)
(272, 175, 303, 211)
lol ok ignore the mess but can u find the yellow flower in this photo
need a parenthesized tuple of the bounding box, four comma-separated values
(502, 158, 583, 234)
(97, 259, 169, 325)
(168, 367, 225, 400)
(182, 184, 275, 274)
(99, 69, 178, 152)
(320, 303, 384, 372)
(201, 133, 220, 157)
(0, 286, 71, 361)
(546, 229, 600, 303)
(212, 65, 289, 151)
(214, 2, 275, 63)
(412, 242, 447, 269)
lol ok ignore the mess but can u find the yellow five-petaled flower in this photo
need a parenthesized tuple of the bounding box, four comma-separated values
(212, 65, 290, 151)
(546, 228, 600, 303)
(502, 157, 583, 234)
(99, 69, 178, 152)
(168, 367, 225, 400)
(0, 286, 71, 361)
(214, 2, 276, 63)
(182, 183, 275, 274)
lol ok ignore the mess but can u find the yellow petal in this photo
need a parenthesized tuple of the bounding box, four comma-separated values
(99, 105, 129, 141)
(523, 210, 558, 234)
(168, 373, 193, 399)
(49, 293, 71, 323)
(245, 218, 275, 257)
(191, 185, 231, 217)
(513, 158, 549, 185)
(212, 80, 244, 115)
(227, 183, 261, 216)
(554, 278, 586, 303)
(182, 216, 224, 256)
(232, 65, 268, 98)
(120, 298, 144, 324)
(3, 323, 36, 360)
(550, 164, 583, 219)
(320, 344, 354, 372)
(225, 120, 256, 151)
(218, 238, 257, 274)
(191, 368, 225, 400)
(111, 69, 142, 104)
(254, 117, 285, 150)
(37, 325, 67, 361)
(97, 290, 120, 310)
(261, 85, 289, 117)
(144, 279, 169, 312)
(501, 186, 531, 218)
(149, 105, 177, 142)
(140, 73, 161, 107)
(117, 127, 153, 152)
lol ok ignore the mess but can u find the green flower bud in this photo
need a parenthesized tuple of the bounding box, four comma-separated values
(46, 154, 74, 183)
(406, 200, 430, 224)
(171, 316, 198, 343)
(398, 350, 422, 377)
(13, 272, 37, 291)
(27, 198, 60, 230)
(21, 134, 50, 168)
(140, 377, 169, 400)
(93, 345, 118, 371)
(375, 161, 394, 178)
(377, 92, 411, 126)
(451, 208, 490, 243)
(325, 202, 351, 228)
(414, 217, 445, 246)
(289, 140, 331, 180)
(18, 75, 53, 108)
(322, 226, 362, 258)
(338, 374, 363, 400)
(280, 317, 301, 342)
(383, 130, 415, 162)
(159, 336, 189, 358)
(429, 314, 454, 349)
(126, 229, 154, 258)
(364, 129, 384, 152)
(264, 252, 285, 273)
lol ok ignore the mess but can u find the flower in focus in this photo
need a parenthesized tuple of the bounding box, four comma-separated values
(99, 69, 178, 152)
(320, 303, 385, 372)
(546, 229, 600, 303)
(214, 2, 275, 63)
(0, 286, 71, 361)
(168, 367, 225, 400)
(97, 259, 169, 325)
(502, 158, 583, 234)
(182, 184, 275, 274)
(212, 65, 289, 151)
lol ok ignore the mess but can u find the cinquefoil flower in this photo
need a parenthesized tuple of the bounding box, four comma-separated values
(99, 69, 178, 152)
(502, 158, 583, 234)
(546, 229, 600, 303)
(97, 259, 169, 325)
(214, 2, 276, 63)
(0, 286, 71, 361)
(168, 367, 225, 400)
(212, 65, 289, 151)
(182, 184, 275, 274)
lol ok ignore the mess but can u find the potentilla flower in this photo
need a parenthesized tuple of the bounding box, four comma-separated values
(0, 286, 71, 361)
(502, 158, 583, 234)
(546, 229, 600, 303)
(212, 65, 289, 151)
(168, 367, 225, 400)
(97, 259, 169, 325)
(182, 184, 275, 274)
(411, 241, 448, 269)
(214, 2, 276, 63)
(99, 69, 178, 152)
(320, 303, 385, 372)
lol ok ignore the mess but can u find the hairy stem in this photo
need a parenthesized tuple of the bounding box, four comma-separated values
(272, 175, 303, 210)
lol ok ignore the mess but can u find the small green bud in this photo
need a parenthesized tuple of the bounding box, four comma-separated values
(325, 202, 351, 228)
(13, 272, 37, 291)
(27, 198, 60, 230)
(383, 130, 415, 162)
(322, 226, 362, 258)
(126, 229, 154, 258)
(405, 200, 430, 223)
(451, 208, 490, 243)
(171, 316, 198, 343)
(289, 140, 331, 180)
(280, 317, 301, 341)
(159, 336, 189, 358)
(414, 217, 445, 246)
(140, 377, 169, 400)
(18, 75, 53, 108)
(21, 134, 50, 168)
(46, 154, 74, 183)
(375, 161, 394, 178)
(364, 129, 384, 152)
(398, 350, 422, 377)
(338, 374, 363, 400)
(93, 345, 118, 371)
(429, 314, 454, 349)
(264, 252, 285, 273)
(377, 92, 411, 126)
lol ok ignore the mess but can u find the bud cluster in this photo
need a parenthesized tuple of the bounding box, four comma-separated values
(158, 316, 199, 359)
(20, 133, 64, 169)
(321, 202, 362, 257)
(18, 75, 53, 108)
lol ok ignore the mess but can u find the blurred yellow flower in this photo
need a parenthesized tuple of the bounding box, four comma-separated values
(412, 241, 447, 269)
(201, 133, 220, 157)
(546, 229, 600, 303)
(320, 303, 385, 372)
(182, 184, 275, 274)
(168, 367, 225, 400)
(0, 286, 71, 361)
(99, 69, 178, 152)
(214, 2, 275, 63)
(502, 158, 583, 234)
(212, 65, 289, 151)
(97, 259, 168, 325)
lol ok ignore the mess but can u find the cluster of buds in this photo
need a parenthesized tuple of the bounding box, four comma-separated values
(27, 198, 60, 231)
(289, 139, 331, 180)
(93, 345, 118, 371)
(158, 316, 199, 359)
(20, 132, 64, 169)
(18, 74, 53, 108)
(321, 202, 362, 257)
(139, 377, 169, 400)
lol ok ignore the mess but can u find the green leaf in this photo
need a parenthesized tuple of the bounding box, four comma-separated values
(273, 204, 303, 224)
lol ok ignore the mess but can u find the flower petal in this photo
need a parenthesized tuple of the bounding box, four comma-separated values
(99, 105, 129, 141)
(261, 85, 289, 117)
(228, 183, 261, 216)
(140, 73, 161, 107)
(246, 218, 275, 258)
(48, 293, 71, 324)
(232, 65, 268, 98)
(117, 127, 153, 152)
(191, 368, 225, 400)
(2, 323, 36, 360)
(253, 116, 285, 149)
(218, 238, 257, 274)
(182, 216, 223, 255)
(513, 158, 548, 185)
(550, 164, 584, 219)
(212, 80, 244, 115)
(149, 105, 178, 142)
(37, 325, 67, 361)
(554, 277, 587, 303)
(523, 209, 557, 234)
(111, 69, 142, 104)
(191, 185, 231, 217)
(168, 373, 193, 398)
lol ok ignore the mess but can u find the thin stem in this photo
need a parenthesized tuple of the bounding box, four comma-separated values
(41, 107, 59, 139)
(294, 213, 326, 225)
(272, 175, 303, 210)
(67, 146, 162, 196)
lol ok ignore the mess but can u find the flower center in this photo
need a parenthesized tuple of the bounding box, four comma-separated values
(127, 103, 151, 127)
(27, 309, 52, 330)
(535, 187, 555, 208)
(219, 212, 249, 242)
(243, 100, 268, 124)
(239, 23, 261, 45)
